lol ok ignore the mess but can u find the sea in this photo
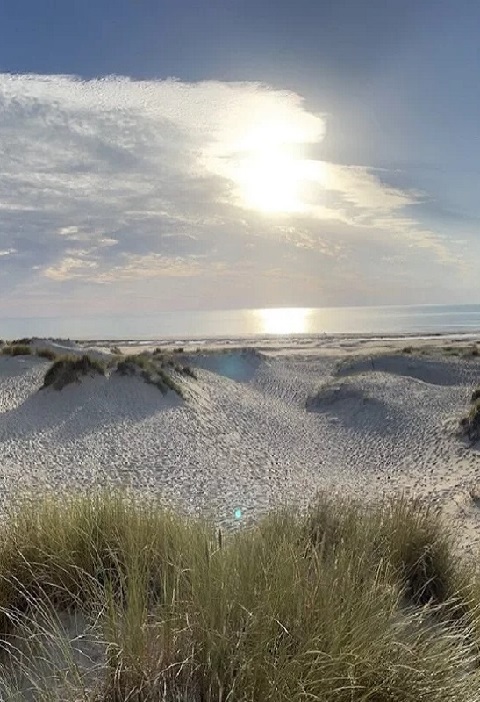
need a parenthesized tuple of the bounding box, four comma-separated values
(4, 304, 480, 341)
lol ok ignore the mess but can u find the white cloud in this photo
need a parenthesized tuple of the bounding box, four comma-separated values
(92, 254, 205, 282)
(0, 73, 466, 314)
(325, 164, 418, 211)
(44, 256, 99, 281)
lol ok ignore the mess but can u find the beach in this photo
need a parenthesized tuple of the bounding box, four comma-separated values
(1, 333, 480, 555)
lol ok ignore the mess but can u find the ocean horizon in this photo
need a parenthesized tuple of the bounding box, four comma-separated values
(3, 303, 480, 341)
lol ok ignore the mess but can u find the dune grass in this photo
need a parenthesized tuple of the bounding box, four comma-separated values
(0, 491, 477, 700)
(115, 354, 196, 396)
(41, 355, 107, 391)
(460, 389, 480, 442)
(35, 348, 58, 361)
(36, 351, 195, 397)
(1, 344, 56, 361)
(401, 344, 480, 358)
(0, 344, 197, 399)
(1, 345, 32, 357)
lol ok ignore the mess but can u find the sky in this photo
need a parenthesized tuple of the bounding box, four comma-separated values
(1, 0, 480, 334)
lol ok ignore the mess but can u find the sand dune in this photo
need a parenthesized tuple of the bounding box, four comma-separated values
(0, 373, 181, 441)
(1, 339, 480, 553)
(337, 353, 478, 386)
(306, 381, 404, 434)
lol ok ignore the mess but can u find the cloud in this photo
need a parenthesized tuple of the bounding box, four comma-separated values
(325, 164, 419, 211)
(91, 254, 206, 283)
(44, 255, 99, 281)
(0, 73, 467, 315)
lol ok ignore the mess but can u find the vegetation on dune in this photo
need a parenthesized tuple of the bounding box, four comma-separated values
(116, 356, 183, 396)
(0, 491, 478, 700)
(461, 400, 480, 442)
(1, 342, 66, 362)
(36, 350, 196, 396)
(439, 344, 480, 358)
(180, 364, 197, 378)
(115, 355, 152, 373)
(115, 353, 196, 396)
(0, 340, 241, 390)
(304, 494, 466, 610)
(41, 354, 107, 391)
(460, 388, 480, 442)
(10, 338, 33, 346)
(402, 344, 480, 358)
(1, 344, 32, 357)
(35, 348, 58, 361)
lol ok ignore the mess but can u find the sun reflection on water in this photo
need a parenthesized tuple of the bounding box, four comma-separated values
(255, 307, 314, 335)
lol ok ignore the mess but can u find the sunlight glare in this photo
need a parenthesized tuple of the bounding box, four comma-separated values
(236, 149, 328, 213)
(211, 117, 328, 214)
(236, 151, 303, 213)
(256, 307, 313, 335)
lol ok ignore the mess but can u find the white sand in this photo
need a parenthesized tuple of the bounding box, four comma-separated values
(1, 336, 480, 554)
(3, 335, 480, 696)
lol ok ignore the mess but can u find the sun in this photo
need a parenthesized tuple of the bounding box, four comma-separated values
(235, 145, 327, 214)
(209, 120, 328, 215)
(235, 150, 307, 213)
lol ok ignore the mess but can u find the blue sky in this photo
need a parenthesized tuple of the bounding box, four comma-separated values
(1, 0, 480, 332)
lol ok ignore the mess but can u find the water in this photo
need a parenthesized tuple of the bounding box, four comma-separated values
(3, 304, 480, 340)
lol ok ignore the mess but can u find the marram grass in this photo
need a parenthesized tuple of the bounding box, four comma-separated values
(0, 490, 477, 700)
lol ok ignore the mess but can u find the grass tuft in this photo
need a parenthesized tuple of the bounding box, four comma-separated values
(0, 491, 477, 700)
(36, 351, 195, 398)
(460, 392, 480, 442)
(41, 355, 106, 391)
(35, 348, 58, 361)
(1, 345, 32, 357)
(115, 354, 195, 397)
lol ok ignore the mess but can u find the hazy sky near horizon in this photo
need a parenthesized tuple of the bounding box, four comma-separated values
(1, 0, 480, 326)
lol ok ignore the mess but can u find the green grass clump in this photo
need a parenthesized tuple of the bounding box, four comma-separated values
(304, 494, 465, 609)
(115, 354, 196, 397)
(115, 355, 151, 373)
(460, 392, 480, 442)
(136, 365, 182, 396)
(34, 351, 194, 398)
(35, 348, 58, 361)
(405, 345, 480, 359)
(178, 364, 197, 379)
(10, 338, 33, 346)
(1, 344, 32, 357)
(439, 345, 480, 358)
(0, 491, 477, 701)
(41, 354, 106, 391)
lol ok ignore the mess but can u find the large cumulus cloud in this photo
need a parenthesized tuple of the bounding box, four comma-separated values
(0, 73, 467, 317)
